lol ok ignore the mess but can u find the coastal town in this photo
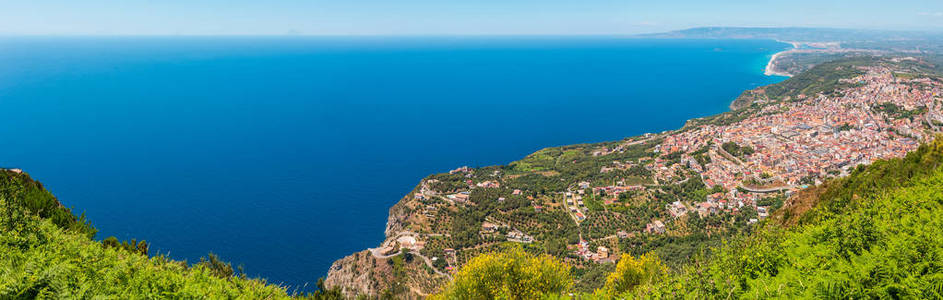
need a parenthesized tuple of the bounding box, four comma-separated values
(326, 57, 943, 297)
(648, 64, 938, 219)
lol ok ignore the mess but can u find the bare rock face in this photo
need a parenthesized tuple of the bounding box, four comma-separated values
(324, 250, 390, 298)
(384, 199, 411, 237)
(324, 184, 447, 298)
(324, 248, 449, 299)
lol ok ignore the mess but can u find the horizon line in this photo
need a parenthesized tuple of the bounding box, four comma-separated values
(1, 26, 942, 38)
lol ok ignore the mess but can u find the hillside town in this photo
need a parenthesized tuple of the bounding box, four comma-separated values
(662, 66, 934, 186)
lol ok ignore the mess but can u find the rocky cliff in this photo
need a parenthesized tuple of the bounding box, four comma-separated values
(325, 184, 448, 298)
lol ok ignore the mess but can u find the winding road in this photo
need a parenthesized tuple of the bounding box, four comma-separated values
(367, 231, 452, 279)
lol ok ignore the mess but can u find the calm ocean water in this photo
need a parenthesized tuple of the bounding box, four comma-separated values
(0, 37, 786, 291)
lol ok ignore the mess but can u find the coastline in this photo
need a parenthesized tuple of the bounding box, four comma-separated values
(765, 40, 798, 77)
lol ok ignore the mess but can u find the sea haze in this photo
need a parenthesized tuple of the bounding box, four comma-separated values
(0, 36, 787, 291)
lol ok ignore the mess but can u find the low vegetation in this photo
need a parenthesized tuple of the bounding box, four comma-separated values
(0, 170, 345, 299)
(430, 245, 571, 299)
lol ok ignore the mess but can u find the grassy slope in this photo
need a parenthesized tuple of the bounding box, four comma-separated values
(0, 170, 96, 239)
(0, 219, 291, 298)
(0, 171, 294, 299)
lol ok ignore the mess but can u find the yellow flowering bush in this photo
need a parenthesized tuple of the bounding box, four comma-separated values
(599, 253, 666, 296)
(431, 245, 571, 299)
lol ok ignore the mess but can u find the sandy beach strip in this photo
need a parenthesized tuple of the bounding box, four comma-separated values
(765, 41, 798, 77)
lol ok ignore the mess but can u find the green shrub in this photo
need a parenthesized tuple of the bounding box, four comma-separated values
(431, 245, 571, 299)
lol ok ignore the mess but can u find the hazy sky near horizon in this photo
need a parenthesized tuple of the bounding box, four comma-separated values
(2, 0, 943, 35)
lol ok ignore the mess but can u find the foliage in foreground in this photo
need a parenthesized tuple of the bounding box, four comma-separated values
(0, 170, 96, 238)
(0, 169, 350, 299)
(598, 253, 666, 297)
(431, 245, 572, 299)
(0, 195, 294, 298)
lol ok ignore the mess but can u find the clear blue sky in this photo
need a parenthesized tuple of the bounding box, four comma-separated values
(2, 0, 942, 35)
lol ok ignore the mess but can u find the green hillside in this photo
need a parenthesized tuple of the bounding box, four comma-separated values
(0, 170, 330, 299)
(432, 138, 943, 299)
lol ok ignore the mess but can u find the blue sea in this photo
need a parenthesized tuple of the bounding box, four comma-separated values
(0, 37, 787, 292)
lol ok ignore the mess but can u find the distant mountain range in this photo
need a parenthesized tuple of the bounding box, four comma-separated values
(639, 26, 943, 43)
